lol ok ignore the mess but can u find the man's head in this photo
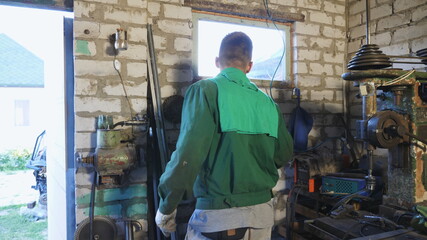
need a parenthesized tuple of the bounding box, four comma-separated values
(215, 32, 253, 73)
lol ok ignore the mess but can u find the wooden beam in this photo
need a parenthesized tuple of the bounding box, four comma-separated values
(184, 0, 305, 23)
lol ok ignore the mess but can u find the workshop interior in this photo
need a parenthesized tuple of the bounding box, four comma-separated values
(1, 0, 427, 239)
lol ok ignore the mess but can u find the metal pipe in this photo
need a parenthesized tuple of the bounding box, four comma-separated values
(365, 0, 370, 45)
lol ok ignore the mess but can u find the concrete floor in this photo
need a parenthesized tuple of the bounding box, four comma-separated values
(0, 170, 40, 207)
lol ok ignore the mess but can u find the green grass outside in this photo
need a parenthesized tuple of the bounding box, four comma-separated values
(0, 204, 47, 240)
(0, 149, 31, 172)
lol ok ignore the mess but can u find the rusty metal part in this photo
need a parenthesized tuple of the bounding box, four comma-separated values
(95, 146, 136, 176)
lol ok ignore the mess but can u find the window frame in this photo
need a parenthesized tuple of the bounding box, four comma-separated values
(192, 12, 292, 83)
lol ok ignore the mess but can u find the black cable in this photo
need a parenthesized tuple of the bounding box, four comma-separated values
(286, 185, 302, 240)
(295, 137, 346, 153)
(262, 0, 286, 98)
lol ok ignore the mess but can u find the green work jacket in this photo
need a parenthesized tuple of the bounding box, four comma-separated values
(158, 70, 294, 214)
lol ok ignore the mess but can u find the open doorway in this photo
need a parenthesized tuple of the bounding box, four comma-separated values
(0, 5, 74, 239)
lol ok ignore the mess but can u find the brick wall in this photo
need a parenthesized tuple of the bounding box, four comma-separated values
(73, 0, 347, 237)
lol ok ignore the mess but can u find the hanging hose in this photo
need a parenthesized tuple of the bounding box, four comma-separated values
(89, 171, 97, 240)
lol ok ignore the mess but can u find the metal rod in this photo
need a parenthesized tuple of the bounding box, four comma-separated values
(387, 55, 427, 59)
(391, 61, 427, 64)
(365, 0, 370, 45)
(147, 24, 169, 172)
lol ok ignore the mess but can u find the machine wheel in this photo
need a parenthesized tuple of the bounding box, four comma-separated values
(74, 216, 117, 240)
(39, 193, 47, 206)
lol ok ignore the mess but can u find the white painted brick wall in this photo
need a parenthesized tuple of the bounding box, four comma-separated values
(158, 52, 191, 66)
(128, 27, 147, 43)
(324, 77, 342, 89)
(75, 132, 96, 149)
(323, 26, 345, 39)
(75, 97, 122, 112)
(392, 22, 427, 43)
(412, 37, 427, 52)
(370, 4, 392, 20)
(130, 98, 148, 113)
(153, 35, 167, 49)
(75, 21, 100, 39)
(174, 38, 192, 52)
(297, 49, 321, 61)
(324, 52, 345, 64)
(348, 14, 362, 28)
(157, 20, 191, 36)
(163, 4, 192, 20)
(324, 1, 345, 14)
(370, 32, 392, 46)
(75, 78, 98, 95)
(294, 22, 321, 36)
(99, 23, 121, 39)
(335, 65, 343, 76)
(377, 14, 410, 32)
(297, 75, 322, 87)
(349, 0, 365, 15)
(148, 2, 160, 16)
(309, 63, 334, 75)
(104, 7, 147, 24)
(394, 0, 426, 13)
(103, 81, 147, 97)
(336, 40, 345, 52)
(127, 62, 147, 78)
(412, 5, 427, 22)
(75, 60, 118, 76)
(74, 1, 96, 18)
(294, 62, 308, 74)
(75, 116, 96, 132)
(127, 0, 146, 8)
(310, 11, 332, 24)
(310, 37, 333, 49)
(89, 0, 117, 3)
(311, 90, 334, 101)
(160, 85, 179, 98)
(349, 24, 366, 40)
(113, 44, 147, 60)
(296, 0, 321, 10)
(334, 15, 345, 27)
(381, 42, 410, 56)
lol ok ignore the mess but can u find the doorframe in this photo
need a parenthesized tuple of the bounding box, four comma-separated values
(64, 17, 76, 240)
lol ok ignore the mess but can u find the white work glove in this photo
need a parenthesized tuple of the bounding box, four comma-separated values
(155, 209, 177, 237)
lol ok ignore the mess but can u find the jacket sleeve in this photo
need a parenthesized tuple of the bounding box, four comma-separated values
(274, 106, 294, 168)
(158, 81, 217, 214)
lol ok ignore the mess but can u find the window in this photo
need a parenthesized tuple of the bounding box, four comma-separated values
(193, 13, 291, 81)
(14, 99, 30, 126)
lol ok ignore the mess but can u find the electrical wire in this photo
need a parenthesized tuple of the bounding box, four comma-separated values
(380, 69, 415, 86)
(262, 0, 287, 98)
(113, 54, 134, 121)
(295, 137, 346, 153)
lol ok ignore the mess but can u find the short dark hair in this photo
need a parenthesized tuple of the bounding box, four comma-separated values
(218, 32, 253, 69)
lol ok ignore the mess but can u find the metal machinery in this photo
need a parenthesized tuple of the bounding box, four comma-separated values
(343, 69, 427, 207)
(287, 70, 427, 240)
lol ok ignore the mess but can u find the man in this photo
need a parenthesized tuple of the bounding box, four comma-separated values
(155, 32, 293, 239)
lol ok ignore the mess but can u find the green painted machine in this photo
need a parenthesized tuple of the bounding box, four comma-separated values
(343, 69, 427, 208)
